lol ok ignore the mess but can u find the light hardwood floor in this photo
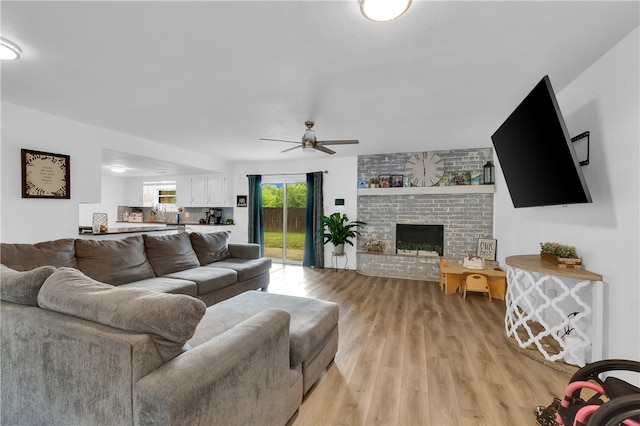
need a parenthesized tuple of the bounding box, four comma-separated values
(268, 264, 572, 426)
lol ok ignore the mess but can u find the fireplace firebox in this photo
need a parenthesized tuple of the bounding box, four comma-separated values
(396, 224, 444, 255)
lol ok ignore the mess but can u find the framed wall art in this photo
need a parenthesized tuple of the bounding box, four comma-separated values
(378, 175, 391, 188)
(21, 149, 70, 199)
(391, 175, 404, 188)
(237, 195, 247, 207)
(477, 238, 497, 261)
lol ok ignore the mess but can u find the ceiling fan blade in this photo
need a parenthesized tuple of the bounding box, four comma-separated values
(316, 139, 359, 145)
(260, 138, 300, 144)
(281, 145, 302, 153)
(315, 145, 336, 155)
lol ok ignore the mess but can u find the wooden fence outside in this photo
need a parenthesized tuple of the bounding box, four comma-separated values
(263, 207, 306, 233)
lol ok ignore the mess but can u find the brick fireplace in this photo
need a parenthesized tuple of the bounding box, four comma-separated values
(356, 148, 494, 281)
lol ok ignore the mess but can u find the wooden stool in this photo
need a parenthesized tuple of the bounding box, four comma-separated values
(463, 273, 492, 302)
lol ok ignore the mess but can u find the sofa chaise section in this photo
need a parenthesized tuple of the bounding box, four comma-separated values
(0, 267, 302, 425)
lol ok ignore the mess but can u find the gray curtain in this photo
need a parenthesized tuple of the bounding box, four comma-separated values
(303, 171, 324, 267)
(247, 175, 264, 256)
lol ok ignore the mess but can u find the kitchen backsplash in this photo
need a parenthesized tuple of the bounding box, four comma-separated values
(117, 206, 234, 224)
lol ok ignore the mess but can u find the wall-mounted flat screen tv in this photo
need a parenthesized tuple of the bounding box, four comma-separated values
(491, 75, 592, 208)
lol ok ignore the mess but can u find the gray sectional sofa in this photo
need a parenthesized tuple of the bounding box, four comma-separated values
(0, 232, 340, 425)
(1, 231, 271, 306)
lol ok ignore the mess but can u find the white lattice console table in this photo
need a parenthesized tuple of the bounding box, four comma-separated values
(504, 255, 603, 367)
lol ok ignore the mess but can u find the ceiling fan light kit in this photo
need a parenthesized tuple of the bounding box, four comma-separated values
(260, 121, 359, 155)
(0, 37, 22, 60)
(360, 0, 412, 22)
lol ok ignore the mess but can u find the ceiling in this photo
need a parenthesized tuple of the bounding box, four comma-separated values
(1, 1, 638, 176)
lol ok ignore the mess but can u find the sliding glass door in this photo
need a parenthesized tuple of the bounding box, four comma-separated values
(262, 175, 306, 264)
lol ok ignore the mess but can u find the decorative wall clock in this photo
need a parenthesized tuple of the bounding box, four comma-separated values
(21, 149, 70, 199)
(404, 152, 445, 187)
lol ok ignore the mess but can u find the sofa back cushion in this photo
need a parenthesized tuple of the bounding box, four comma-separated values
(75, 236, 156, 285)
(0, 239, 77, 271)
(189, 231, 232, 265)
(143, 233, 200, 276)
(38, 267, 206, 363)
(1, 264, 56, 306)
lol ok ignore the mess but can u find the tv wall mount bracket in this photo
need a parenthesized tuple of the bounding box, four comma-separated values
(571, 131, 590, 166)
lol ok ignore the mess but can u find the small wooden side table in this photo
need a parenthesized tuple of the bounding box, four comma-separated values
(440, 260, 507, 300)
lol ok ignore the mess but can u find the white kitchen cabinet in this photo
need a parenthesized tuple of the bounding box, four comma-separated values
(176, 175, 226, 207)
(175, 177, 192, 206)
(206, 175, 226, 206)
(125, 178, 144, 205)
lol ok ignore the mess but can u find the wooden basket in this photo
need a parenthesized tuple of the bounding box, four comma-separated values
(540, 251, 582, 269)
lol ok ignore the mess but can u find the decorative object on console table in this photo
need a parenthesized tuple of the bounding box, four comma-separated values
(92, 213, 108, 234)
(21, 149, 70, 199)
(540, 242, 582, 269)
(477, 238, 497, 261)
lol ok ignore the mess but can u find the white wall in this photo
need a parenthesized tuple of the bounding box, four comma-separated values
(78, 175, 128, 228)
(230, 156, 359, 268)
(494, 27, 640, 362)
(1, 103, 225, 243)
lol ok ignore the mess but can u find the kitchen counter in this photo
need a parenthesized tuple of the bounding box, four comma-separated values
(79, 224, 182, 236)
(116, 221, 234, 226)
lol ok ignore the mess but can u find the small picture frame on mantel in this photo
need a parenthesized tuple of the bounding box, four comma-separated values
(477, 238, 497, 261)
(21, 149, 70, 199)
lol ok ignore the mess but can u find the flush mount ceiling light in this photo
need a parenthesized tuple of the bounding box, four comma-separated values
(360, 0, 412, 22)
(0, 37, 22, 60)
(109, 165, 126, 173)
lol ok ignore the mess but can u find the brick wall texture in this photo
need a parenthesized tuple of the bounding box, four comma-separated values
(356, 148, 494, 281)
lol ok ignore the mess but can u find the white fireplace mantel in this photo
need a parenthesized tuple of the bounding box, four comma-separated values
(358, 185, 494, 196)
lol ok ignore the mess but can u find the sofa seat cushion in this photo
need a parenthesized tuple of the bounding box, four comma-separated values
(0, 238, 77, 271)
(143, 233, 200, 276)
(189, 291, 339, 367)
(117, 277, 198, 297)
(75, 235, 156, 285)
(189, 231, 231, 265)
(0, 264, 56, 306)
(205, 257, 271, 282)
(163, 267, 238, 295)
(38, 267, 206, 363)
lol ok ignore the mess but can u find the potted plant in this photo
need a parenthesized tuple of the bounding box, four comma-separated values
(362, 237, 385, 253)
(369, 177, 379, 188)
(149, 209, 156, 222)
(417, 243, 441, 257)
(540, 242, 582, 268)
(321, 213, 366, 255)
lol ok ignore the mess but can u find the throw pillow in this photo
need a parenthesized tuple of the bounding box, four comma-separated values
(190, 231, 232, 265)
(0, 239, 77, 271)
(75, 235, 156, 285)
(38, 267, 206, 363)
(143, 233, 201, 276)
(0, 264, 56, 306)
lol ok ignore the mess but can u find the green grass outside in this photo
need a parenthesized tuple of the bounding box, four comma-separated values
(264, 231, 306, 249)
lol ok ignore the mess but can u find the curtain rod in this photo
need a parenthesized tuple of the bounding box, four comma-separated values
(247, 170, 328, 177)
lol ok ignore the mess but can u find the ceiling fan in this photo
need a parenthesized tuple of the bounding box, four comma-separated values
(260, 121, 359, 155)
